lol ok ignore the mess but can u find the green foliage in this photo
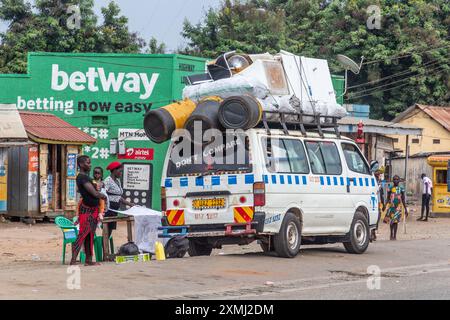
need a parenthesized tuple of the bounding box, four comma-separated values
(147, 37, 166, 54)
(182, 0, 450, 120)
(0, 0, 144, 73)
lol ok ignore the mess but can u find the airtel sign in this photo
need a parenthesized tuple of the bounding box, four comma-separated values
(118, 148, 154, 161)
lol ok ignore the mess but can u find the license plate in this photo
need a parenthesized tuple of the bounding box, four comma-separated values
(192, 198, 225, 209)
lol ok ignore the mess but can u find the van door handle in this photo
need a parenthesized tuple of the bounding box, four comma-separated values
(347, 178, 356, 193)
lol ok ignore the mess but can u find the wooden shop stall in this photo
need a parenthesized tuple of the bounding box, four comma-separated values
(5, 112, 96, 221)
(427, 155, 450, 215)
(0, 105, 30, 216)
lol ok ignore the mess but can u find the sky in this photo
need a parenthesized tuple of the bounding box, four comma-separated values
(0, 0, 222, 51)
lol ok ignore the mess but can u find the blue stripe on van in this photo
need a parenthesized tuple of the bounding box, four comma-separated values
(326, 177, 331, 185)
(263, 175, 269, 184)
(271, 175, 277, 184)
(371, 178, 376, 187)
(302, 176, 307, 185)
(228, 175, 237, 185)
(365, 178, 369, 187)
(212, 176, 220, 186)
(279, 175, 285, 185)
(340, 177, 345, 186)
(295, 176, 300, 185)
(287, 175, 292, 185)
(333, 177, 338, 186)
(320, 176, 325, 185)
(195, 176, 204, 187)
(359, 178, 364, 187)
(353, 178, 357, 186)
(245, 174, 254, 184)
(164, 178, 172, 188)
(180, 177, 188, 187)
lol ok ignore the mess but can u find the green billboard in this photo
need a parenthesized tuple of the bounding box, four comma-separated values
(0, 52, 207, 210)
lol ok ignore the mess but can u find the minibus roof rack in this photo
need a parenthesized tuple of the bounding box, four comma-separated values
(258, 110, 341, 139)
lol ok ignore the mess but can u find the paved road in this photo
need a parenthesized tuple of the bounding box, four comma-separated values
(1, 238, 450, 299)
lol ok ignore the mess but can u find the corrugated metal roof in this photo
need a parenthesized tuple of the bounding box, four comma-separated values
(19, 112, 96, 145)
(416, 104, 450, 132)
(0, 104, 28, 141)
(338, 117, 422, 135)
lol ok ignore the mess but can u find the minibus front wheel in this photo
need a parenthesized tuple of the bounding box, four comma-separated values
(343, 211, 370, 254)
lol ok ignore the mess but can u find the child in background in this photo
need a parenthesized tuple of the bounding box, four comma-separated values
(93, 167, 106, 221)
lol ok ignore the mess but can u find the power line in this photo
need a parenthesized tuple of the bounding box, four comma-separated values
(362, 43, 450, 66)
(347, 56, 449, 90)
(41, 54, 207, 72)
(347, 64, 449, 98)
(138, 0, 163, 35)
(347, 82, 411, 100)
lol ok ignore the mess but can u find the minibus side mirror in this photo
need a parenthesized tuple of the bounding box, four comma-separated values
(370, 160, 380, 173)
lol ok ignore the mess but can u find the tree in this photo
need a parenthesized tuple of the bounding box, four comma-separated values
(0, 0, 144, 73)
(147, 36, 166, 54)
(182, 0, 450, 120)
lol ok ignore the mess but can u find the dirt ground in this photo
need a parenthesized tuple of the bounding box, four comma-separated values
(0, 204, 449, 267)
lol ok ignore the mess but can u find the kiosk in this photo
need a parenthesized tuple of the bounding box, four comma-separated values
(427, 155, 450, 215)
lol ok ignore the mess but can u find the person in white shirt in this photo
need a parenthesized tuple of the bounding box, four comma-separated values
(418, 173, 433, 221)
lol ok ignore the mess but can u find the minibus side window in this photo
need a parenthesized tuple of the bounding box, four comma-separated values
(321, 142, 342, 175)
(283, 139, 309, 174)
(341, 143, 370, 175)
(305, 141, 326, 174)
(263, 138, 309, 174)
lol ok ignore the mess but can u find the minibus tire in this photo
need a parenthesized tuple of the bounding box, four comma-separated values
(188, 239, 213, 256)
(273, 212, 301, 258)
(343, 211, 370, 254)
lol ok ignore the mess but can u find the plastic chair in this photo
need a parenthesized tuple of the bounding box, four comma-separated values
(54, 216, 86, 265)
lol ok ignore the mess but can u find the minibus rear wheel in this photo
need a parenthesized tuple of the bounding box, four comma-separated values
(188, 239, 213, 256)
(343, 211, 370, 254)
(273, 212, 301, 258)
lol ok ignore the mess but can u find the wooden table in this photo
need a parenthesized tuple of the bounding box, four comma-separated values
(102, 215, 134, 262)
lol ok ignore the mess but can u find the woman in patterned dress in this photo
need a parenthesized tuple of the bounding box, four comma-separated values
(385, 175, 408, 240)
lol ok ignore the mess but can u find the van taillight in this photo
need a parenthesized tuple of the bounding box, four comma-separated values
(161, 187, 167, 212)
(253, 182, 265, 206)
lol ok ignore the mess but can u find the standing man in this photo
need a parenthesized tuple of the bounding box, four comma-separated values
(418, 173, 433, 221)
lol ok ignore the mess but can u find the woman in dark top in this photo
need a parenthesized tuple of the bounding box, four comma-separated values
(70, 155, 106, 266)
(103, 161, 134, 237)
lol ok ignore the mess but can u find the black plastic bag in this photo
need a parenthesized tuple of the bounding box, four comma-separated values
(165, 236, 189, 258)
(118, 242, 140, 256)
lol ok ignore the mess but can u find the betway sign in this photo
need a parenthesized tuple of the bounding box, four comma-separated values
(51, 64, 159, 99)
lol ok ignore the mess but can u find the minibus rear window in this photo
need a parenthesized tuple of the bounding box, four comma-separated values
(167, 134, 251, 177)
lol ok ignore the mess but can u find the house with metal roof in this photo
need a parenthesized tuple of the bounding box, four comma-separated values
(391, 104, 450, 156)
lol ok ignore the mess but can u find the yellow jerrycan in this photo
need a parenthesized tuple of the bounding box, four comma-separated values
(154, 241, 166, 261)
